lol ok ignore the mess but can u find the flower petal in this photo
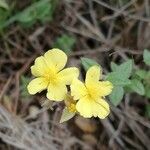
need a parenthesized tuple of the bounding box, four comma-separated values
(85, 65, 101, 86)
(44, 49, 67, 72)
(76, 97, 110, 119)
(58, 67, 79, 85)
(27, 77, 48, 94)
(31, 56, 49, 77)
(98, 81, 113, 96)
(71, 78, 87, 100)
(76, 96, 93, 118)
(47, 83, 67, 101)
(92, 98, 110, 119)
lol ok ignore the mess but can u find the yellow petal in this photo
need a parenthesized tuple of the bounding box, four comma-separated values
(76, 97, 110, 119)
(92, 98, 110, 119)
(86, 82, 102, 100)
(58, 67, 79, 85)
(85, 65, 101, 86)
(98, 81, 113, 96)
(71, 78, 87, 100)
(76, 96, 93, 118)
(47, 83, 67, 101)
(31, 56, 49, 77)
(27, 77, 48, 94)
(44, 49, 67, 72)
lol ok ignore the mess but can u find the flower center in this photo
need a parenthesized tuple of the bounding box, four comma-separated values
(86, 85, 99, 100)
(45, 69, 58, 84)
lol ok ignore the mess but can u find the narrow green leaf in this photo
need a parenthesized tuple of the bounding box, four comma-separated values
(53, 34, 76, 54)
(0, 0, 9, 10)
(20, 76, 31, 98)
(106, 72, 131, 86)
(60, 107, 75, 123)
(81, 57, 99, 71)
(143, 49, 150, 66)
(17, 0, 53, 24)
(128, 79, 145, 95)
(145, 85, 150, 98)
(109, 86, 124, 106)
(0, 0, 57, 28)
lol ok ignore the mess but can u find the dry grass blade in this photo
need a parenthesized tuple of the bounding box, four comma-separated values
(94, 0, 150, 22)
(0, 106, 91, 150)
(0, 76, 12, 101)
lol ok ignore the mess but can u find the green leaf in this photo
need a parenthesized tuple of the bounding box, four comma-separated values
(110, 62, 119, 71)
(17, 0, 53, 24)
(108, 60, 133, 86)
(60, 107, 75, 123)
(109, 86, 124, 106)
(0, 0, 9, 10)
(145, 85, 150, 98)
(20, 76, 31, 98)
(81, 57, 99, 71)
(0, 8, 9, 24)
(143, 49, 150, 66)
(53, 34, 76, 54)
(1, 0, 57, 28)
(114, 60, 133, 78)
(145, 71, 150, 80)
(128, 79, 145, 95)
(106, 72, 131, 86)
(17, 11, 36, 24)
(135, 69, 147, 80)
(145, 104, 150, 118)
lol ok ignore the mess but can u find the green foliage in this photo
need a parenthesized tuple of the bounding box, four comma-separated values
(20, 76, 31, 98)
(81, 52, 150, 107)
(81, 57, 99, 71)
(106, 72, 131, 86)
(109, 49, 150, 106)
(0, 0, 12, 26)
(110, 62, 118, 72)
(108, 60, 133, 86)
(17, 0, 55, 26)
(109, 86, 124, 106)
(60, 107, 75, 123)
(53, 34, 76, 54)
(110, 59, 133, 78)
(145, 85, 150, 98)
(143, 49, 150, 66)
(108, 60, 133, 106)
(127, 79, 145, 95)
(135, 69, 147, 80)
(0, 0, 57, 29)
(0, 0, 9, 10)
(0, 8, 9, 25)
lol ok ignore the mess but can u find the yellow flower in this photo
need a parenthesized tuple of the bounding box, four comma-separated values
(27, 49, 79, 101)
(71, 65, 113, 119)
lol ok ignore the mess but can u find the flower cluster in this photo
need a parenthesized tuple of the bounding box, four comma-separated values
(27, 49, 113, 119)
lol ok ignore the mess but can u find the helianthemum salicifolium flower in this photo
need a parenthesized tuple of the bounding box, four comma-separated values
(71, 65, 113, 119)
(27, 49, 79, 101)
